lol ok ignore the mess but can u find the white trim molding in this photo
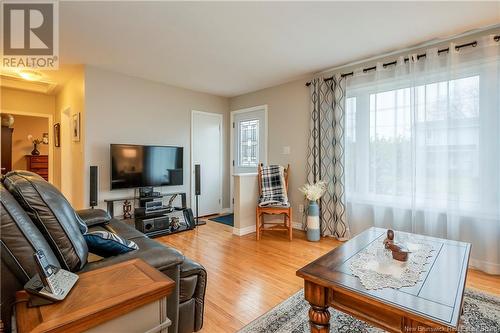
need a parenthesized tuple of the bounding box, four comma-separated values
(292, 221, 304, 230)
(232, 225, 256, 236)
(220, 207, 233, 214)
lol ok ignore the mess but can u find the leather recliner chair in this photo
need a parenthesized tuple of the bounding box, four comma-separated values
(0, 171, 206, 333)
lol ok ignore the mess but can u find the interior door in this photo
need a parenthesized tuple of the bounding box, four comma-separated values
(233, 107, 267, 174)
(192, 111, 222, 216)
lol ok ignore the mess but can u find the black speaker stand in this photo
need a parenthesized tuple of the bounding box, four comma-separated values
(195, 194, 206, 226)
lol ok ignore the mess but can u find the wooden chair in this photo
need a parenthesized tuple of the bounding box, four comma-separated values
(256, 164, 293, 241)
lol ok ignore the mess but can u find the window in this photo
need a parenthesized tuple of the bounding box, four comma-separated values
(342, 38, 499, 274)
(239, 119, 259, 167)
(346, 74, 483, 208)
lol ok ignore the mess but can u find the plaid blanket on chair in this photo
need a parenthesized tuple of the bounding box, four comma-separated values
(259, 165, 289, 207)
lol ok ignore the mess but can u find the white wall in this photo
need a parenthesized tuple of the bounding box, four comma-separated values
(229, 76, 310, 225)
(84, 66, 230, 214)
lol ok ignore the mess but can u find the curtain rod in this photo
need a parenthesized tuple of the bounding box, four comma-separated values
(305, 35, 499, 87)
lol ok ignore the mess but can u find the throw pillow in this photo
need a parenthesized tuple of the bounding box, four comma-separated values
(84, 230, 139, 257)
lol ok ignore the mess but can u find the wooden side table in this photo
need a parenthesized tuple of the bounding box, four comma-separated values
(15, 259, 174, 333)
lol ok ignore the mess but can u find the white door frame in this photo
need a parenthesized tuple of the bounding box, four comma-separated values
(0, 109, 54, 183)
(190, 110, 223, 214)
(229, 105, 268, 211)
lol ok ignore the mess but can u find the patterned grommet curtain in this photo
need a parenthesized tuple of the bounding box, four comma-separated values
(306, 75, 350, 240)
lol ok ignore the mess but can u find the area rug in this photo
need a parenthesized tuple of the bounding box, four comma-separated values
(237, 288, 500, 333)
(209, 213, 234, 226)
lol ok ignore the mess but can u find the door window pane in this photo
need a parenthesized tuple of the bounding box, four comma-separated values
(239, 119, 259, 167)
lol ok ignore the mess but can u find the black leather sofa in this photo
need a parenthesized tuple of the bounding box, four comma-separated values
(0, 171, 206, 333)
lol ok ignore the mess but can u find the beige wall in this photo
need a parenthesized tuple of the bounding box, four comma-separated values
(84, 66, 230, 214)
(1, 87, 55, 116)
(229, 77, 310, 224)
(11, 115, 49, 170)
(55, 66, 86, 209)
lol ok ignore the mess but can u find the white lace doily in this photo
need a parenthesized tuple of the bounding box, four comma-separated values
(349, 239, 434, 290)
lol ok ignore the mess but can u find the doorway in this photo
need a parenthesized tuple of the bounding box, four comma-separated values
(230, 105, 268, 210)
(0, 110, 53, 182)
(191, 111, 223, 217)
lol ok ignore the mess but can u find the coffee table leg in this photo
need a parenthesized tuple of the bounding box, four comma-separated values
(308, 304, 330, 333)
(304, 281, 330, 333)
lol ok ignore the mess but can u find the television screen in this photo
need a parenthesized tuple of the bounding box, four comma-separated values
(110, 144, 183, 190)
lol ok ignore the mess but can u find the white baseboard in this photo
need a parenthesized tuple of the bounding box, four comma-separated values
(293, 222, 304, 230)
(232, 225, 256, 236)
(220, 207, 233, 214)
(469, 258, 500, 275)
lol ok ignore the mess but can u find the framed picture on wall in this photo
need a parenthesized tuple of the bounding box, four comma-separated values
(72, 113, 80, 142)
(54, 123, 60, 147)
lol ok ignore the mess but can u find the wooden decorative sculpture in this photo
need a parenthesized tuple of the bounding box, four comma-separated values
(123, 200, 132, 219)
(383, 229, 410, 262)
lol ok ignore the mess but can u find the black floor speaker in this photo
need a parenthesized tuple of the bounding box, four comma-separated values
(89, 166, 98, 208)
(195, 164, 201, 195)
(194, 164, 205, 225)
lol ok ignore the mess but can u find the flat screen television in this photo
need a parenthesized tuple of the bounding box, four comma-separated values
(110, 144, 183, 190)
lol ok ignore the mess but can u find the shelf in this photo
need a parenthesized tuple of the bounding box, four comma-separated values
(104, 192, 187, 218)
(104, 192, 185, 203)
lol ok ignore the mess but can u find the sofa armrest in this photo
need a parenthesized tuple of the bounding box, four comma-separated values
(179, 258, 207, 332)
(180, 258, 206, 279)
(76, 209, 111, 227)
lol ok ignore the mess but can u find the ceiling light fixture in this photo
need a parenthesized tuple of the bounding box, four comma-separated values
(18, 70, 43, 81)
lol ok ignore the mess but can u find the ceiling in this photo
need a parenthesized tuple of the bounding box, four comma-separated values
(1, 66, 82, 94)
(59, 1, 500, 97)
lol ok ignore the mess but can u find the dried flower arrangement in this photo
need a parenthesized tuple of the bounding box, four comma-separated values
(299, 181, 327, 202)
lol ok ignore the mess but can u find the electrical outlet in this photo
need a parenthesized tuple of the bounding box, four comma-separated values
(298, 204, 304, 213)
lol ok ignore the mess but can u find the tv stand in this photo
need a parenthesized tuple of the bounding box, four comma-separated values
(104, 192, 187, 218)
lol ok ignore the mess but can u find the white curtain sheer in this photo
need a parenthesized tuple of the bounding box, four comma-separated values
(344, 34, 500, 274)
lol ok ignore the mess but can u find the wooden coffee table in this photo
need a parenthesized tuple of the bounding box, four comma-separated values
(297, 227, 471, 333)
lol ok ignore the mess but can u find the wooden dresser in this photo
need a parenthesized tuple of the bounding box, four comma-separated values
(26, 155, 48, 180)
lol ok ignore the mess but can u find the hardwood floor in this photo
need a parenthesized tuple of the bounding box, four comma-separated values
(157, 220, 500, 333)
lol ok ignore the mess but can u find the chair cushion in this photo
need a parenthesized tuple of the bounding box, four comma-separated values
(0, 184, 60, 282)
(3, 171, 88, 271)
(84, 230, 139, 257)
